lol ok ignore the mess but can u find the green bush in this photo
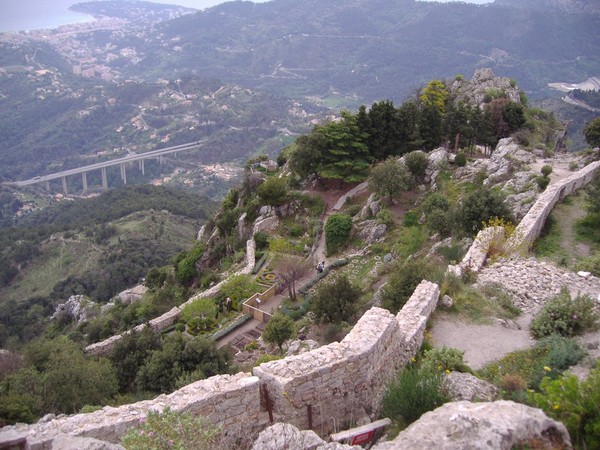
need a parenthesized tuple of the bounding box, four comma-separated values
(422, 193, 450, 215)
(458, 187, 512, 235)
(121, 407, 222, 450)
(541, 165, 553, 177)
(479, 335, 585, 391)
(532, 363, 600, 450)
(311, 274, 361, 324)
(381, 366, 449, 428)
(404, 151, 429, 182)
(577, 251, 600, 277)
(376, 209, 395, 227)
(403, 211, 418, 227)
(530, 289, 598, 339)
(454, 152, 467, 167)
(421, 347, 471, 374)
(254, 354, 283, 366)
(325, 214, 353, 255)
(536, 175, 550, 191)
(381, 259, 428, 313)
(253, 231, 269, 250)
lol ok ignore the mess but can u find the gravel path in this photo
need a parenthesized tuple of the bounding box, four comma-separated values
(430, 312, 534, 370)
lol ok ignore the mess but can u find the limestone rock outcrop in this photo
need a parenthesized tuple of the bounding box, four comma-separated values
(451, 68, 523, 108)
(442, 371, 498, 402)
(52, 295, 98, 324)
(377, 401, 572, 450)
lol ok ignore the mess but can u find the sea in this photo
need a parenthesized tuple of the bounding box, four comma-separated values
(0, 0, 270, 33)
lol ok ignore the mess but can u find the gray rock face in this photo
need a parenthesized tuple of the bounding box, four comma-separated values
(451, 68, 523, 108)
(52, 295, 97, 324)
(426, 148, 448, 190)
(442, 371, 498, 402)
(358, 220, 387, 243)
(51, 434, 125, 450)
(251, 423, 334, 450)
(485, 138, 535, 185)
(376, 400, 572, 450)
(285, 339, 320, 357)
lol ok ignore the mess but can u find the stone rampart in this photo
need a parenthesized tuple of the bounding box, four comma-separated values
(85, 239, 256, 356)
(253, 280, 439, 435)
(508, 161, 600, 250)
(450, 160, 600, 277)
(2, 281, 439, 449)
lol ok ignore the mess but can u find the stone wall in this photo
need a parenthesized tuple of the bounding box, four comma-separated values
(508, 160, 600, 251)
(86, 239, 256, 356)
(253, 280, 439, 435)
(1, 281, 439, 449)
(449, 160, 600, 277)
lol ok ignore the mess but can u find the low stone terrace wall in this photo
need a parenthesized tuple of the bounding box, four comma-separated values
(1, 281, 439, 449)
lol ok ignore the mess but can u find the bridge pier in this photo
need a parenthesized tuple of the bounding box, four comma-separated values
(45, 181, 50, 191)
(120, 163, 127, 185)
(82, 172, 88, 192)
(139, 159, 145, 176)
(61, 177, 68, 195)
(101, 167, 108, 190)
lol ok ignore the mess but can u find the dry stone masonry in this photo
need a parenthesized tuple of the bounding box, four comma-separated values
(85, 239, 256, 356)
(478, 257, 600, 315)
(0, 281, 439, 449)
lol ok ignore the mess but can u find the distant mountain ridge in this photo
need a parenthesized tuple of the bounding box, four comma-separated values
(108, 0, 600, 102)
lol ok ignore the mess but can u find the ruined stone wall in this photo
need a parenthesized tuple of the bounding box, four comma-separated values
(449, 161, 600, 277)
(253, 281, 439, 436)
(85, 239, 256, 356)
(1, 281, 439, 449)
(508, 161, 600, 250)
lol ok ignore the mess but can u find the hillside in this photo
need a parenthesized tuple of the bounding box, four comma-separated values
(1, 0, 599, 182)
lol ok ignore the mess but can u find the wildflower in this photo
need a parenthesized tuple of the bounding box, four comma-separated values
(168, 440, 174, 447)
(543, 366, 551, 372)
(445, 369, 450, 374)
(411, 357, 416, 363)
(572, 314, 578, 320)
(140, 430, 145, 435)
(553, 404, 560, 410)
(148, 431, 154, 438)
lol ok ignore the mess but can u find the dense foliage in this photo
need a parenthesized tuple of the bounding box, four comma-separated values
(530, 289, 598, 339)
(289, 92, 527, 183)
(311, 274, 362, 324)
(122, 407, 223, 450)
(325, 214, 353, 255)
(532, 363, 600, 450)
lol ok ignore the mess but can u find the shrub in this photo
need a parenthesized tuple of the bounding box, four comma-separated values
(577, 251, 600, 277)
(569, 161, 579, 171)
(253, 231, 269, 250)
(404, 151, 429, 183)
(536, 175, 550, 191)
(541, 165, 553, 177)
(325, 214, 353, 255)
(532, 364, 600, 450)
(381, 366, 449, 428)
(479, 335, 585, 391)
(311, 274, 362, 324)
(381, 259, 428, 313)
(403, 211, 418, 227)
(530, 289, 598, 339)
(254, 354, 283, 366)
(375, 209, 395, 227)
(121, 407, 222, 450)
(262, 313, 295, 352)
(458, 187, 512, 235)
(422, 193, 450, 215)
(454, 152, 467, 167)
(421, 347, 471, 374)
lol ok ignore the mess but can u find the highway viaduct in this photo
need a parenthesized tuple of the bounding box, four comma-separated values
(13, 140, 207, 194)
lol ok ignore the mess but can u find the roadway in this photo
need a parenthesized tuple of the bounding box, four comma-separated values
(14, 139, 207, 187)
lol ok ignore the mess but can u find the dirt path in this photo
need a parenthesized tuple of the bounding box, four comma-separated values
(430, 312, 534, 370)
(551, 192, 591, 261)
